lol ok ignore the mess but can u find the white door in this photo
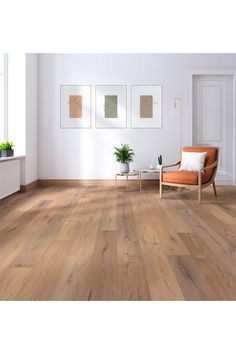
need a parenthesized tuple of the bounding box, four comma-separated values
(193, 75, 233, 184)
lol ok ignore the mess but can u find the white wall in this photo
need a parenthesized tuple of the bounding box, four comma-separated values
(38, 54, 236, 179)
(25, 54, 38, 184)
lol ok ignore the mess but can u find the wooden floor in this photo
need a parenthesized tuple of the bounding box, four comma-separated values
(0, 185, 236, 300)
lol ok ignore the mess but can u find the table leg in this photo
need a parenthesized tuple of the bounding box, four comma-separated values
(115, 175, 117, 189)
(126, 175, 128, 191)
(139, 172, 142, 191)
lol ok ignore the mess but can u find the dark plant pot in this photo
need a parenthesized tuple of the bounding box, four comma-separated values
(0, 149, 14, 157)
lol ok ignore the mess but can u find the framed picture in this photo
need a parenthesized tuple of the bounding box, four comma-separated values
(95, 85, 127, 128)
(60, 85, 91, 128)
(131, 85, 162, 128)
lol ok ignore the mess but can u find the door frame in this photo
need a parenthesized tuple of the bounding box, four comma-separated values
(185, 69, 236, 185)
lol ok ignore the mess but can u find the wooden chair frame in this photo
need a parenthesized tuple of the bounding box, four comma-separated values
(159, 148, 219, 203)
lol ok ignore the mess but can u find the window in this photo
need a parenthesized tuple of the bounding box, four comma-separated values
(0, 54, 7, 142)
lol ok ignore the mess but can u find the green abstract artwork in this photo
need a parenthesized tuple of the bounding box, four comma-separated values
(104, 95, 118, 118)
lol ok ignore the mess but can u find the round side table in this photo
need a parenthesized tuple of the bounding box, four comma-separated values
(133, 168, 161, 191)
(115, 171, 141, 192)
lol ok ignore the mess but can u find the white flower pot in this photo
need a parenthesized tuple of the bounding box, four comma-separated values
(120, 163, 130, 173)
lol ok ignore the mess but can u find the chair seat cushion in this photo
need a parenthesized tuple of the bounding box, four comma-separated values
(163, 171, 211, 185)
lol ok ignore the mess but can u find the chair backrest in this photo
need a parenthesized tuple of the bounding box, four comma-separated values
(181, 146, 219, 179)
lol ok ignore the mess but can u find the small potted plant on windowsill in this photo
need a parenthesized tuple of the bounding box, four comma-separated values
(0, 141, 14, 158)
(114, 143, 134, 173)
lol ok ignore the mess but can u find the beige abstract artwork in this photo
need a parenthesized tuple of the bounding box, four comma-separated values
(69, 95, 82, 118)
(140, 95, 153, 118)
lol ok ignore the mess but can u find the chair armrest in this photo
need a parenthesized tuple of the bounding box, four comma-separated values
(160, 161, 181, 170)
(201, 161, 218, 171)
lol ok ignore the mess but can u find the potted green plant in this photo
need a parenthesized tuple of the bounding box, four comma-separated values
(114, 144, 134, 173)
(0, 141, 14, 158)
(157, 155, 163, 166)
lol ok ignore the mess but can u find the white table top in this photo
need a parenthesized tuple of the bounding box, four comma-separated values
(116, 171, 139, 176)
(134, 168, 161, 173)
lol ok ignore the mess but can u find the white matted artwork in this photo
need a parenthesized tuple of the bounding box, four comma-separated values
(95, 85, 127, 128)
(131, 85, 162, 128)
(60, 85, 91, 128)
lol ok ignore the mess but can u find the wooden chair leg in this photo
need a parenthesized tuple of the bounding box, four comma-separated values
(159, 170, 163, 199)
(212, 180, 217, 197)
(198, 185, 202, 203)
(198, 171, 202, 204)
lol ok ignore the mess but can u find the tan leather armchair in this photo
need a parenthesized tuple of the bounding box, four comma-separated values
(159, 147, 219, 203)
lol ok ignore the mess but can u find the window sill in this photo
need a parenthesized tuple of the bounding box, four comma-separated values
(0, 155, 25, 162)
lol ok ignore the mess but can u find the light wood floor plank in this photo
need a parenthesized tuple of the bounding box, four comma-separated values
(0, 185, 236, 300)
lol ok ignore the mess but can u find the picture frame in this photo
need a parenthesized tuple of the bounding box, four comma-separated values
(95, 85, 127, 128)
(60, 85, 91, 129)
(131, 85, 162, 128)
